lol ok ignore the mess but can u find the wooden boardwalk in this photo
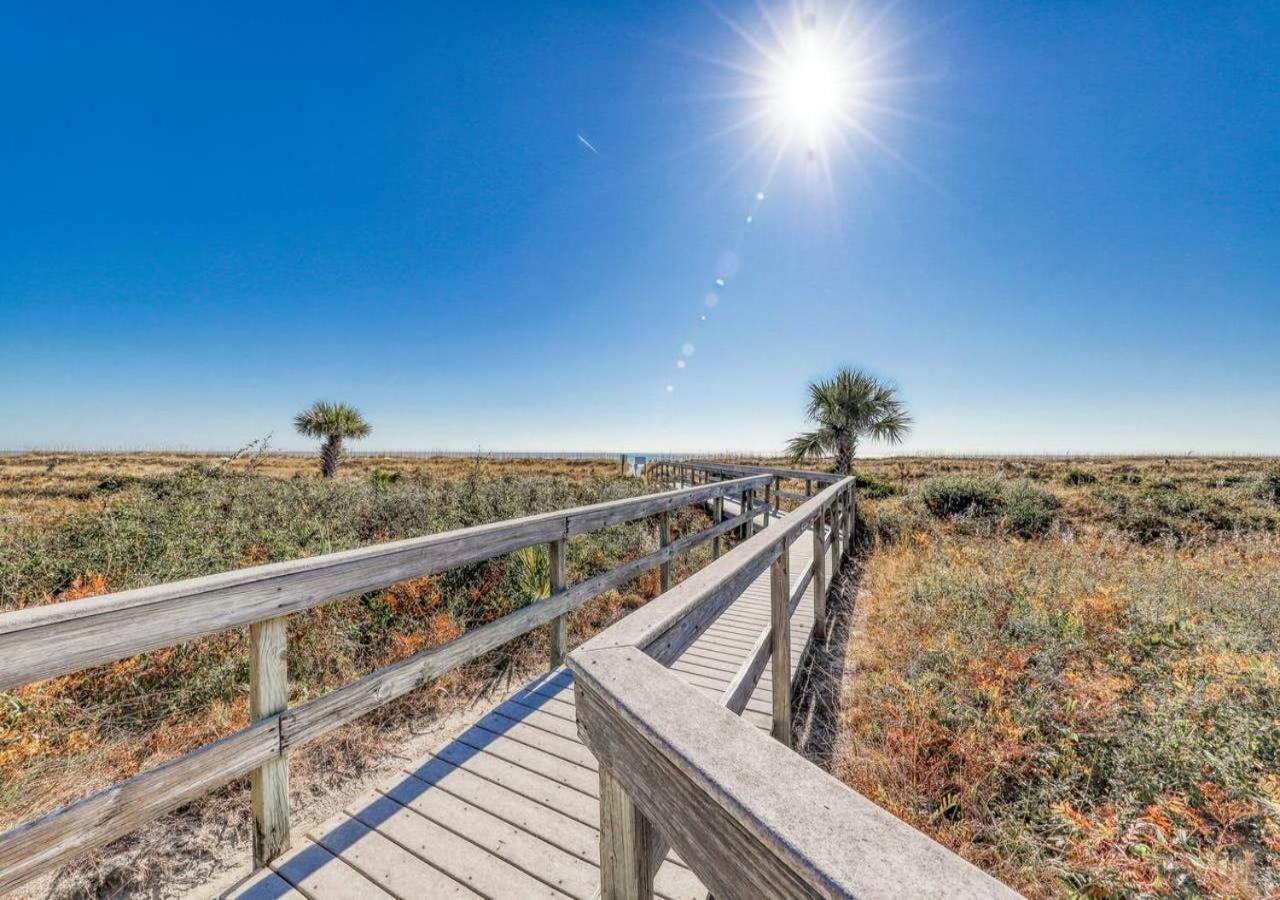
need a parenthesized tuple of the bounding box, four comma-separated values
(225, 519, 818, 900)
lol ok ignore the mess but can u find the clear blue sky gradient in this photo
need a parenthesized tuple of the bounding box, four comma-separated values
(3, 2, 1277, 453)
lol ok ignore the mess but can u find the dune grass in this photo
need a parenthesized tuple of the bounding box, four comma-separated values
(834, 458, 1280, 897)
(0, 455, 717, 896)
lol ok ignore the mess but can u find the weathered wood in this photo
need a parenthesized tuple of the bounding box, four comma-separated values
(548, 538, 569, 669)
(720, 554, 812, 715)
(828, 504, 839, 577)
(0, 475, 769, 693)
(578, 481, 851, 666)
(598, 764, 660, 899)
(0, 719, 279, 895)
(279, 508, 752, 751)
(250, 616, 291, 867)
(712, 496, 723, 560)
(571, 648, 1020, 900)
(813, 513, 827, 638)
(847, 484, 857, 552)
(659, 510, 672, 592)
(674, 459, 841, 486)
(770, 540, 792, 746)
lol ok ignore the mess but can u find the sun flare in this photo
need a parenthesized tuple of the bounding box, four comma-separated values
(767, 36, 853, 145)
(691, 1, 917, 198)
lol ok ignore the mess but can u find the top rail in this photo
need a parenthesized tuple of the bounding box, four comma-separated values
(0, 475, 770, 693)
(568, 477, 1020, 899)
(659, 458, 843, 485)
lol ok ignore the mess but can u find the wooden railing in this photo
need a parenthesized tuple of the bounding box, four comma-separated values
(570, 463, 1019, 898)
(0, 474, 772, 895)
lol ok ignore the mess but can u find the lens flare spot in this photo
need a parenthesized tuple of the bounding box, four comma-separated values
(681, 343, 695, 357)
(676, 359, 686, 369)
(705, 292, 719, 308)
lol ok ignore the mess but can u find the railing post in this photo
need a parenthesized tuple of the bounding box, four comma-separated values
(805, 478, 812, 498)
(813, 510, 827, 638)
(713, 495, 724, 559)
(548, 538, 568, 669)
(770, 537, 792, 746)
(761, 481, 771, 529)
(831, 501, 842, 574)
(598, 765, 658, 899)
(739, 490, 749, 539)
(847, 484, 857, 554)
(249, 616, 290, 867)
(659, 510, 672, 592)
(773, 476, 781, 517)
(745, 490, 756, 537)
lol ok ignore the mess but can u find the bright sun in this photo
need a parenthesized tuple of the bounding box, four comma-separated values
(693, 1, 915, 194)
(768, 39, 849, 143)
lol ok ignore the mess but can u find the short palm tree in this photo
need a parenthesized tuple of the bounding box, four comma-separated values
(293, 401, 371, 478)
(787, 368, 911, 474)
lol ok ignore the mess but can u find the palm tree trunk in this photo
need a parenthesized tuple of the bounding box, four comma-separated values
(835, 439, 855, 475)
(321, 436, 343, 478)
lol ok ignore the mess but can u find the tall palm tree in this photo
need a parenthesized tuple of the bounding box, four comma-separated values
(293, 401, 371, 478)
(787, 368, 911, 474)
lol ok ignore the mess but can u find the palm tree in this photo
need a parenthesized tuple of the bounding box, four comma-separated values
(787, 368, 911, 474)
(293, 401, 371, 478)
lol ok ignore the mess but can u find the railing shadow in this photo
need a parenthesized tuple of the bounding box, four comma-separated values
(245, 668, 576, 895)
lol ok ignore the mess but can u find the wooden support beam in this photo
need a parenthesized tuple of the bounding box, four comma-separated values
(659, 510, 672, 593)
(598, 764, 658, 899)
(770, 538, 792, 746)
(713, 496, 723, 560)
(830, 502, 841, 575)
(847, 486, 857, 553)
(548, 538, 568, 669)
(813, 512, 827, 638)
(249, 616, 290, 868)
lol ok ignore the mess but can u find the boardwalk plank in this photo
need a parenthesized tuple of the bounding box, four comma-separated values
(270, 838, 393, 900)
(308, 813, 479, 898)
(263, 522, 821, 900)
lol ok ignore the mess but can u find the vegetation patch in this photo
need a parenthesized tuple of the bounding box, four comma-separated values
(0, 459, 724, 881)
(834, 457, 1280, 897)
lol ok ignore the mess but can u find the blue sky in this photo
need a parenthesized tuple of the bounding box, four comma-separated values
(2, 2, 1277, 454)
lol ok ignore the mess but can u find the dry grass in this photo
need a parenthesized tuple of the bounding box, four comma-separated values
(0, 452, 717, 898)
(0, 451, 624, 527)
(830, 458, 1280, 897)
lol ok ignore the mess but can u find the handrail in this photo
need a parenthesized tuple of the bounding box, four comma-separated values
(657, 457, 843, 485)
(568, 471, 1019, 898)
(0, 474, 771, 895)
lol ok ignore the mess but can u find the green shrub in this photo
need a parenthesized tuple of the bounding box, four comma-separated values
(1257, 468, 1280, 506)
(853, 471, 895, 499)
(1062, 469, 1097, 486)
(1000, 482, 1061, 537)
(511, 545, 550, 601)
(920, 476, 1003, 518)
(369, 467, 402, 487)
(95, 475, 141, 493)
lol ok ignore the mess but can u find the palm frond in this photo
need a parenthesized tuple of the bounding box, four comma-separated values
(294, 401, 372, 440)
(790, 366, 911, 463)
